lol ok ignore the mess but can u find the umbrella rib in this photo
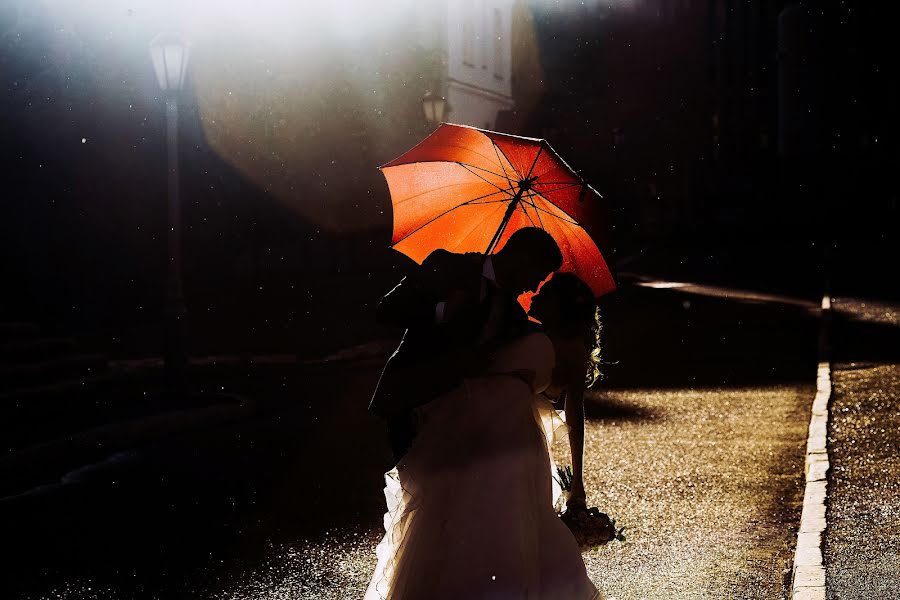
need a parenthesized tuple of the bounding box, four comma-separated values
(490, 141, 517, 189)
(522, 196, 581, 226)
(397, 143, 508, 174)
(534, 207, 580, 226)
(392, 180, 489, 206)
(392, 186, 516, 246)
(525, 143, 544, 179)
(528, 185, 593, 226)
(535, 182, 583, 192)
(457, 163, 517, 195)
(452, 201, 509, 253)
(518, 200, 538, 228)
(522, 191, 546, 230)
(461, 162, 513, 180)
(440, 143, 510, 171)
(389, 158, 510, 181)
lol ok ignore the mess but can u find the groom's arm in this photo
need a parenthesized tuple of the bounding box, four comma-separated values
(375, 275, 435, 327)
(376, 250, 479, 328)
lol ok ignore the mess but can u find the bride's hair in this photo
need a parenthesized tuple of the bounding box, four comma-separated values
(540, 272, 603, 387)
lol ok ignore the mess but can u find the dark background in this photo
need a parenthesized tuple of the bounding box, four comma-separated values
(1, 1, 896, 363)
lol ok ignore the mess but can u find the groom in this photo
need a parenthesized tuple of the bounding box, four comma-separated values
(370, 227, 564, 461)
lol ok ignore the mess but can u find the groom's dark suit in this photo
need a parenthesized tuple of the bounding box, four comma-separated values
(370, 249, 528, 460)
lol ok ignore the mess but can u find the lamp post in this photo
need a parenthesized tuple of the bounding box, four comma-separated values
(150, 33, 190, 391)
(422, 90, 448, 129)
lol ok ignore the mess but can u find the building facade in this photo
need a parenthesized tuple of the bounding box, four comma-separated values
(416, 0, 517, 130)
(444, 0, 516, 130)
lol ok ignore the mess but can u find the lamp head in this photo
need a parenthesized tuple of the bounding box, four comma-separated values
(422, 90, 447, 126)
(150, 33, 190, 92)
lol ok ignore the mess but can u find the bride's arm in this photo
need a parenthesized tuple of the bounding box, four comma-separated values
(564, 379, 588, 505)
(553, 340, 589, 505)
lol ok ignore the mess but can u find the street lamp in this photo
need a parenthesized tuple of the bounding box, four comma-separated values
(150, 33, 190, 390)
(150, 34, 190, 92)
(422, 90, 447, 128)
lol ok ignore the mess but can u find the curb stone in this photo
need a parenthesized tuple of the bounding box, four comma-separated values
(790, 295, 832, 599)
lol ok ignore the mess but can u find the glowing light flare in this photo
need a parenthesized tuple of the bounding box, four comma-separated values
(34, 0, 416, 48)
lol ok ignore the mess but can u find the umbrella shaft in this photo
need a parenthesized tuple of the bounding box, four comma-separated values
(485, 189, 524, 256)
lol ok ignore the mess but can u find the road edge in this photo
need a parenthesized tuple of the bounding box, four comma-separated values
(0, 394, 256, 503)
(790, 294, 832, 599)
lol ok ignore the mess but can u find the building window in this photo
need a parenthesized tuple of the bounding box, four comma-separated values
(493, 8, 504, 79)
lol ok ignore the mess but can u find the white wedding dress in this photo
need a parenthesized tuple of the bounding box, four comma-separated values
(365, 332, 604, 600)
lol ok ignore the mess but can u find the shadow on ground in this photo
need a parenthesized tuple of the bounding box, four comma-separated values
(583, 393, 660, 422)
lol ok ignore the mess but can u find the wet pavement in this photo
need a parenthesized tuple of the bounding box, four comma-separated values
(110, 386, 812, 600)
(579, 385, 809, 599)
(1, 282, 825, 599)
(824, 297, 900, 599)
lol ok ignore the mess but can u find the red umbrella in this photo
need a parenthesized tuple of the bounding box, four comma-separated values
(380, 123, 615, 298)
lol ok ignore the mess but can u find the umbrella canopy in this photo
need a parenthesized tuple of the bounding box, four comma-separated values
(380, 123, 616, 297)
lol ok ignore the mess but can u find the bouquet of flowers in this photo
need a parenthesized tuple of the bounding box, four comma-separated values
(555, 465, 626, 548)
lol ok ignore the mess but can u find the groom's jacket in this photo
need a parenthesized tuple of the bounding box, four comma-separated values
(369, 249, 527, 418)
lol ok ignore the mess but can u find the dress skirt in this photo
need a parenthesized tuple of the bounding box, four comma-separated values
(365, 374, 603, 600)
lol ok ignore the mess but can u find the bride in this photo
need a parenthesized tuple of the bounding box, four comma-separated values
(365, 273, 605, 599)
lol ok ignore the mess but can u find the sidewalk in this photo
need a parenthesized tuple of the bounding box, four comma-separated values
(824, 297, 900, 598)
